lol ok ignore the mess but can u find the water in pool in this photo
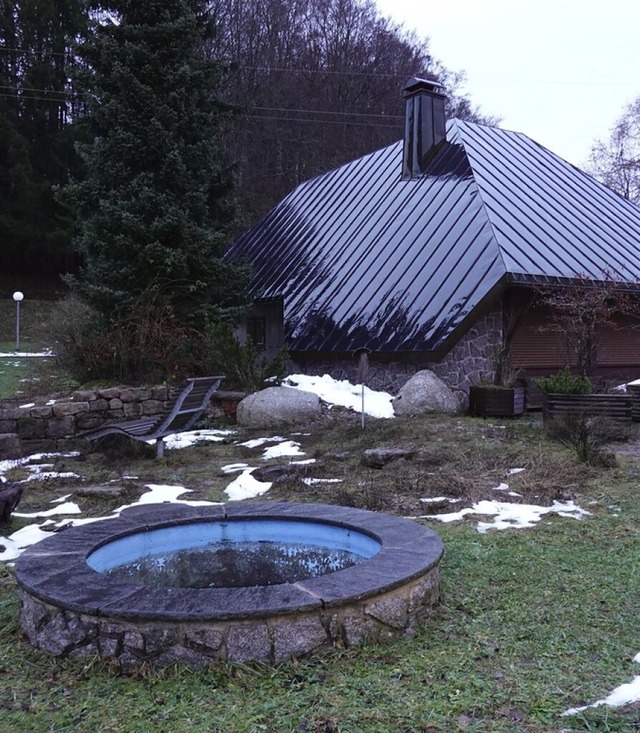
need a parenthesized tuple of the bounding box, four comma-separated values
(103, 540, 365, 588)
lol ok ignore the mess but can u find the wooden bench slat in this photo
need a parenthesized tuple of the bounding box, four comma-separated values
(81, 376, 224, 457)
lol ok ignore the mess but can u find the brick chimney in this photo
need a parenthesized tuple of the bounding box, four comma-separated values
(402, 76, 446, 179)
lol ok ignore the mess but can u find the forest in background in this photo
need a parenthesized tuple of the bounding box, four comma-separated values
(0, 0, 491, 287)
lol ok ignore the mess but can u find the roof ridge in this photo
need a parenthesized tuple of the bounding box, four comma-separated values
(447, 119, 510, 278)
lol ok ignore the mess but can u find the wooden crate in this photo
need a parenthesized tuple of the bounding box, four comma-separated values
(469, 386, 525, 418)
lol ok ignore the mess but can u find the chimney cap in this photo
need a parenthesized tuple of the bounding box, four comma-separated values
(402, 76, 445, 98)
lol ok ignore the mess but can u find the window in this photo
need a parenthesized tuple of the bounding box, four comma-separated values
(247, 317, 266, 350)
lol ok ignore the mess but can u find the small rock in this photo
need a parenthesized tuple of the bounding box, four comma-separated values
(0, 482, 23, 521)
(250, 464, 308, 483)
(0, 432, 22, 459)
(361, 447, 416, 469)
(76, 484, 126, 498)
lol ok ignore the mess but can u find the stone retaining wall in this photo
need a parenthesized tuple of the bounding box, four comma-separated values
(0, 385, 171, 458)
(0, 387, 245, 459)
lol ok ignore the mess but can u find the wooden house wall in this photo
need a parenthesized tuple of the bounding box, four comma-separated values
(508, 295, 640, 377)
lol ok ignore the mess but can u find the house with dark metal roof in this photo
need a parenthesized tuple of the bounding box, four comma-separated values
(227, 78, 640, 400)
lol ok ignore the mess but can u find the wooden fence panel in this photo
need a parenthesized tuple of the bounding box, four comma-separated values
(542, 393, 633, 424)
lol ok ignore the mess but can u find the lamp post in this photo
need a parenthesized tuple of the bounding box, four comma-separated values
(13, 291, 24, 353)
(354, 347, 371, 430)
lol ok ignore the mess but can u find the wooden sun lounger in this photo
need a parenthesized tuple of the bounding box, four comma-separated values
(82, 376, 224, 458)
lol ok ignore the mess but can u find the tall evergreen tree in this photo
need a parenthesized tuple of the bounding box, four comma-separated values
(0, 0, 86, 278)
(63, 0, 247, 331)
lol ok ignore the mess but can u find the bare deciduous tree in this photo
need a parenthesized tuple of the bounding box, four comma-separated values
(588, 97, 640, 204)
(208, 0, 495, 217)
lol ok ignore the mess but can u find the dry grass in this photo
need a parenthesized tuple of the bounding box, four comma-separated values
(2, 408, 640, 732)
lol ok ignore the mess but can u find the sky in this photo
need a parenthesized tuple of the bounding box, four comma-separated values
(374, 0, 640, 168)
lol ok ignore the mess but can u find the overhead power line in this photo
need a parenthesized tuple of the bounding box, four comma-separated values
(243, 114, 400, 129)
(0, 84, 405, 122)
(0, 46, 422, 80)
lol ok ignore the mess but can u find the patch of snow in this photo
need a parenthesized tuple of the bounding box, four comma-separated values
(420, 496, 461, 504)
(425, 499, 590, 532)
(21, 471, 81, 482)
(290, 458, 316, 465)
(414, 507, 477, 523)
(563, 653, 640, 715)
(51, 494, 72, 503)
(0, 523, 59, 562)
(13, 501, 82, 519)
(33, 452, 80, 462)
(301, 477, 343, 485)
(117, 484, 217, 508)
(19, 403, 35, 409)
(239, 436, 286, 449)
(492, 483, 522, 497)
(161, 429, 236, 450)
(221, 463, 251, 474)
(225, 470, 272, 501)
(0, 350, 53, 357)
(262, 440, 305, 460)
(507, 467, 525, 475)
(283, 373, 394, 419)
(26, 463, 54, 471)
(0, 451, 81, 482)
(492, 483, 510, 491)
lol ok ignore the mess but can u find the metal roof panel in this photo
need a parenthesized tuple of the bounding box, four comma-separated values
(227, 117, 640, 353)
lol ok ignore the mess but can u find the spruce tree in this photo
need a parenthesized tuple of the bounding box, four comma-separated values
(0, 0, 86, 278)
(63, 0, 248, 331)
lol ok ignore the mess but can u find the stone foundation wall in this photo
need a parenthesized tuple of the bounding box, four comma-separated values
(19, 567, 440, 669)
(432, 309, 502, 399)
(293, 309, 503, 407)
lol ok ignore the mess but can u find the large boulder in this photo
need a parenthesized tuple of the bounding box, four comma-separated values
(236, 387, 322, 428)
(392, 371, 458, 416)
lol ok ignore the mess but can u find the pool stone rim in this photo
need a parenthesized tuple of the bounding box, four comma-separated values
(15, 501, 443, 622)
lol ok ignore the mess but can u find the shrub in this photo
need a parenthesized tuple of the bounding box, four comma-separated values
(50, 292, 213, 383)
(206, 322, 289, 393)
(535, 366, 591, 394)
(545, 412, 627, 465)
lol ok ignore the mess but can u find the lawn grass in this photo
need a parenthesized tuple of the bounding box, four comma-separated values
(0, 295, 55, 401)
(0, 350, 73, 401)
(1, 410, 640, 732)
(0, 297, 80, 399)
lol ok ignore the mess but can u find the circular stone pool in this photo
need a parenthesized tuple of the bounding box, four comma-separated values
(16, 502, 443, 668)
